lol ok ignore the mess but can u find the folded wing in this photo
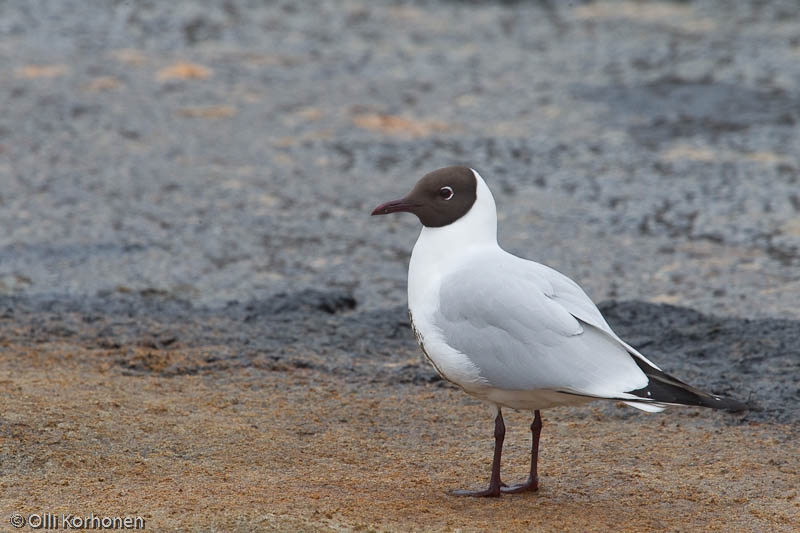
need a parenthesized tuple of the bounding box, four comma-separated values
(435, 256, 652, 400)
(435, 254, 744, 412)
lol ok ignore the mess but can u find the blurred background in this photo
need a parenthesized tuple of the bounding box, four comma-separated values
(1, 0, 798, 318)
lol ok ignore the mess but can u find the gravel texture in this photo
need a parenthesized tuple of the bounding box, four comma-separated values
(0, 0, 799, 317)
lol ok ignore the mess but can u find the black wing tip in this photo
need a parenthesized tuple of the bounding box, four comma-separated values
(629, 356, 748, 412)
(630, 384, 749, 412)
(707, 395, 749, 413)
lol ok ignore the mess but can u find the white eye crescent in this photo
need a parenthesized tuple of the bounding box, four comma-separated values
(439, 186, 454, 200)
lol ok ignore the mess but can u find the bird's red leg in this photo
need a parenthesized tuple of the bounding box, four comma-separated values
(502, 409, 542, 494)
(452, 408, 505, 497)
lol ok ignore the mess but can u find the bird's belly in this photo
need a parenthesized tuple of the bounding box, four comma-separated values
(409, 310, 596, 411)
(408, 309, 486, 391)
(480, 388, 595, 411)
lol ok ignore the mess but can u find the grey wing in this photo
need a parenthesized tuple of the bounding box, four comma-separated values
(434, 262, 650, 398)
(525, 260, 664, 371)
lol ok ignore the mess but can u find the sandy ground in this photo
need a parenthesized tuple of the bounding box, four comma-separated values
(2, 342, 797, 532)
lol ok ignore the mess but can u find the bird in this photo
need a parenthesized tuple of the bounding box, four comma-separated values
(370, 166, 745, 497)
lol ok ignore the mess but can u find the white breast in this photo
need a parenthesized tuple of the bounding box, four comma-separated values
(409, 249, 487, 389)
(406, 169, 502, 392)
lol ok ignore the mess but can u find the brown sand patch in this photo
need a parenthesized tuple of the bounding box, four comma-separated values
(353, 113, 450, 138)
(86, 76, 123, 92)
(178, 105, 237, 119)
(156, 62, 212, 82)
(15, 65, 68, 79)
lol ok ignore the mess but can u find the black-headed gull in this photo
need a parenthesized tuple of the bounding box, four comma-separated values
(371, 166, 745, 497)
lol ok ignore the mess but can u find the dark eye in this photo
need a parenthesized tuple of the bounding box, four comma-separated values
(439, 186, 454, 200)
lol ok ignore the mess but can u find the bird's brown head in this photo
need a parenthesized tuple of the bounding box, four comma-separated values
(370, 166, 478, 228)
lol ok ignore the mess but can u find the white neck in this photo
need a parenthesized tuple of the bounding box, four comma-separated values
(408, 169, 499, 305)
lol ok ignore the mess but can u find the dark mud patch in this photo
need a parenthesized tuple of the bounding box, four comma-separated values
(574, 77, 799, 149)
(1, 292, 797, 424)
(599, 301, 799, 424)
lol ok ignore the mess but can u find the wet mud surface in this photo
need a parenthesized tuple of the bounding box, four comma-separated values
(1, 0, 799, 530)
(1, 292, 798, 424)
(1, 0, 800, 318)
